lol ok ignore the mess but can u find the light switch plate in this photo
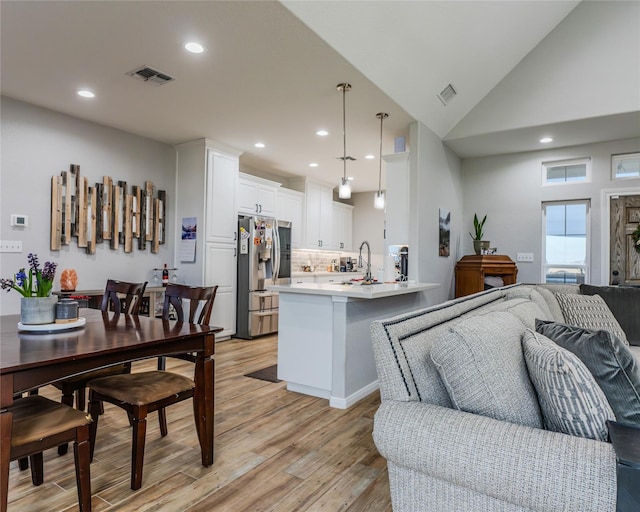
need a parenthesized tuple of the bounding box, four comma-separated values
(0, 240, 23, 253)
(517, 252, 534, 262)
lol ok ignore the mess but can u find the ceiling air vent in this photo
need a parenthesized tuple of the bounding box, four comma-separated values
(126, 66, 175, 86)
(437, 83, 457, 106)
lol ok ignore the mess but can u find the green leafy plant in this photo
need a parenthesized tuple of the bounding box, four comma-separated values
(633, 223, 640, 255)
(1, 253, 57, 297)
(469, 214, 487, 241)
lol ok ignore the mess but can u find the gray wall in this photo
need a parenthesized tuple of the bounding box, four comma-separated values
(461, 137, 640, 285)
(0, 97, 176, 315)
(410, 121, 463, 302)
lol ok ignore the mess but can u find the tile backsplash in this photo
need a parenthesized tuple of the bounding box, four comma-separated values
(291, 250, 384, 272)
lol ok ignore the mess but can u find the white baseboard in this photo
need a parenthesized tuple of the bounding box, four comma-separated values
(329, 380, 379, 409)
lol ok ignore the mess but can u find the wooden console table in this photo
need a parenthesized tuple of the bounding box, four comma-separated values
(455, 255, 518, 298)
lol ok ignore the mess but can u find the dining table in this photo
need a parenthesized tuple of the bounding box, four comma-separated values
(0, 309, 220, 512)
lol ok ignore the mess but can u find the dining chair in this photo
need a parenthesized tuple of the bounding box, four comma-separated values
(54, 279, 146, 456)
(87, 283, 217, 490)
(6, 396, 92, 511)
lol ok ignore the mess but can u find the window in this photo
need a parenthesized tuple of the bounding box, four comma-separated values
(542, 158, 590, 185)
(612, 152, 640, 179)
(542, 200, 590, 284)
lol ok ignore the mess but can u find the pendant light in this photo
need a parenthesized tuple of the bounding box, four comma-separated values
(374, 112, 389, 209)
(337, 83, 353, 199)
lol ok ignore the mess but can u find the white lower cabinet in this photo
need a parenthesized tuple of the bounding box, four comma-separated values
(204, 242, 237, 338)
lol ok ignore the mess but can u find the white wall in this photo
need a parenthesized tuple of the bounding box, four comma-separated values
(409, 121, 463, 302)
(0, 97, 176, 315)
(461, 137, 640, 285)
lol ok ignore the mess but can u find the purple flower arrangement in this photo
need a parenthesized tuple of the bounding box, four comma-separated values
(1, 253, 57, 297)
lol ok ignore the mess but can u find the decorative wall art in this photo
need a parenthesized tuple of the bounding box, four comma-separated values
(439, 208, 451, 257)
(50, 164, 166, 254)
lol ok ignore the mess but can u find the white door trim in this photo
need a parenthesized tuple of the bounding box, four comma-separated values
(600, 187, 640, 285)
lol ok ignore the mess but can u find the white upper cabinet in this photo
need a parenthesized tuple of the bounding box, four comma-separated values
(301, 180, 334, 249)
(332, 202, 353, 251)
(276, 188, 304, 248)
(237, 173, 280, 217)
(206, 151, 239, 244)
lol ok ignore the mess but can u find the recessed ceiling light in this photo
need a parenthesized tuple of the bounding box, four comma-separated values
(540, 137, 553, 143)
(347, 176, 354, 181)
(185, 42, 205, 54)
(309, 162, 318, 167)
(316, 130, 329, 136)
(77, 90, 95, 98)
(365, 154, 375, 160)
(254, 142, 265, 148)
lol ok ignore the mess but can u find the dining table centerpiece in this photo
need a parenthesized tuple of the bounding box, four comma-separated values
(1, 253, 58, 324)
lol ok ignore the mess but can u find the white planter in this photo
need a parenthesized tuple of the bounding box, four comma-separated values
(20, 296, 57, 325)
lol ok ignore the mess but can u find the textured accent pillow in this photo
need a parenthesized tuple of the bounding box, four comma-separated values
(555, 293, 629, 346)
(431, 311, 542, 428)
(580, 284, 639, 346)
(536, 319, 640, 425)
(522, 329, 614, 441)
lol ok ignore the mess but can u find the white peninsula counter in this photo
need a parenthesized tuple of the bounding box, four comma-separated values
(268, 281, 439, 408)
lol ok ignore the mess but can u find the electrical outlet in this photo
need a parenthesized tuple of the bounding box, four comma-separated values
(517, 252, 534, 262)
(0, 240, 23, 253)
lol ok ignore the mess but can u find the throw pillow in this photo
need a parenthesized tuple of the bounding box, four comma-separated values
(555, 292, 629, 346)
(580, 284, 639, 346)
(536, 319, 640, 425)
(431, 311, 542, 428)
(522, 329, 614, 441)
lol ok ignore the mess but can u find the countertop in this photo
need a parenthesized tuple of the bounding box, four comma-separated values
(268, 281, 439, 299)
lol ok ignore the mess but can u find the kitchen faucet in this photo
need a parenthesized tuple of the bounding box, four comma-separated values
(358, 240, 373, 284)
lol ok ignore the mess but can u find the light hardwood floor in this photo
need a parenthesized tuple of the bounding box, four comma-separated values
(7, 335, 392, 511)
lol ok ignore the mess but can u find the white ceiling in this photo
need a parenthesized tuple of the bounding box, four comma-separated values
(2, 1, 637, 193)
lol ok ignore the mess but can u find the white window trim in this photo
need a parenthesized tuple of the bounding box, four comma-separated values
(541, 157, 591, 186)
(541, 199, 591, 284)
(611, 152, 640, 180)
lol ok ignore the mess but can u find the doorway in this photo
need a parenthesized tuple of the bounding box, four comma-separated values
(609, 194, 640, 286)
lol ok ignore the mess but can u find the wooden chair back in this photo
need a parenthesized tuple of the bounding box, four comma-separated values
(100, 279, 147, 314)
(162, 283, 218, 325)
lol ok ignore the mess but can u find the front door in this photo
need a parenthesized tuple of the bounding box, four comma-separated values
(610, 194, 640, 286)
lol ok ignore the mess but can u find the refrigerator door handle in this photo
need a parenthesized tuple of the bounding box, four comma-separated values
(273, 219, 280, 283)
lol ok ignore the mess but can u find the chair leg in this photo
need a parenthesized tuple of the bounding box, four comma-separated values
(88, 394, 101, 462)
(131, 406, 148, 490)
(18, 458, 29, 471)
(75, 387, 87, 412)
(28, 453, 43, 486)
(73, 425, 92, 512)
(58, 391, 75, 456)
(158, 408, 168, 437)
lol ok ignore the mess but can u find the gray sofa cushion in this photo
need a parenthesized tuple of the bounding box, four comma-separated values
(431, 311, 542, 428)
(555, 293, 629, 345)
(504, 286, 555, 321)
(580, 284, 640, 346)
(536, 319, 640, 425)
(523, 329, 614, 441)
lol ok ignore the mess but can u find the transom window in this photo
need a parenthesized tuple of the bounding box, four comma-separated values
(612, 152, 640, 179)
(542, 200, 590, 284)
(542, 158, 590, 185)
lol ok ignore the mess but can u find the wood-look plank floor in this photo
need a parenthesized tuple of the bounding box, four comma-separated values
(7, 335, 392, 512)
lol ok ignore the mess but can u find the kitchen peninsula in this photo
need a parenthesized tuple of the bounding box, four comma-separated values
(268, 281, 439, 408)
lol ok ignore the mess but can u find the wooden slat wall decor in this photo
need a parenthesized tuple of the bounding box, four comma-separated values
(50, 176, 62, 250)
(50, 166, 167, 254)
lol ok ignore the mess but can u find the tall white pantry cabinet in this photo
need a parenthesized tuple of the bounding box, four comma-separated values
(175, 138, 242, 338)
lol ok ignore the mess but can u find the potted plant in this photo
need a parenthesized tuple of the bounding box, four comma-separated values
(469, 213, 490, 255)
(1, 253, 58, 324)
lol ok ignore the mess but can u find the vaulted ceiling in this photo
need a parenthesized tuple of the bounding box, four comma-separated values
(1, 1, 638, 192)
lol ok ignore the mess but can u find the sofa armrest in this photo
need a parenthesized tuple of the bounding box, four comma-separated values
(374, 400, 616, 511)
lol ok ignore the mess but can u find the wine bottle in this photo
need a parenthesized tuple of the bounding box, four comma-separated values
(162, 264, 169, 287)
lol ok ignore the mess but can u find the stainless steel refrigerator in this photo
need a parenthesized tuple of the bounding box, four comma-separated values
(236, 215, 291, 339)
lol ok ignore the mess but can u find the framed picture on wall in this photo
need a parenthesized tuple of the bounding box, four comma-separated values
(439, 208, 451, 257)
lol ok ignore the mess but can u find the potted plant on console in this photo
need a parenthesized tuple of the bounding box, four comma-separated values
(1, 253, 58, 324)
(470, 213, 490, 255)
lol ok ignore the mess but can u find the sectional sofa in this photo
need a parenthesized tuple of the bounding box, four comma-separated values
(370, 283, 639, 512)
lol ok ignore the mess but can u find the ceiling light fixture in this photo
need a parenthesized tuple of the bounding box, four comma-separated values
(374, 113, 389, 210)
(337, 83, 354, 199)
(316, 130, 329, 136)
(77, 90, 95, 98)
(540, 137, 553, 143)
(184, 42, 205, 54)
(254, 142, 265, 148)
(309, 162, 318, 167)
(365, 154, 375, 160)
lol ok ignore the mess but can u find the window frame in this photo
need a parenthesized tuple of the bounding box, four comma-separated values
(541, 157, 591, 186)
(541, 199, 591, 284)
(611, 152, 640, 180)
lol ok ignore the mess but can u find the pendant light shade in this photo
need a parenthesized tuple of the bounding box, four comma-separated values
(337, 83, 353, 199)
(374, 112, 389, 210)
